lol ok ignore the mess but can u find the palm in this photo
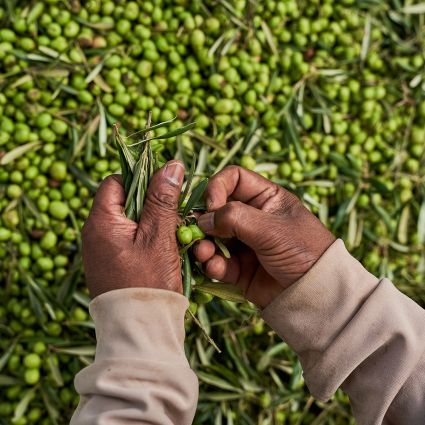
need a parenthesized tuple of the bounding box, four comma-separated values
(232, 244, 282, 308)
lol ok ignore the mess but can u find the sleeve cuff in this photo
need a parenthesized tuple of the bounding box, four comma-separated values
(89, 287, 189, 364)
(261, 239, 380, 399)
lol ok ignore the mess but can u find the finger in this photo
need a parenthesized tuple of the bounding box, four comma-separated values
(203, 254, 240, 284)
(205, 165, 282, 211)
(198, 201, 268, 249)
(193, 239, 216, 263)
(90, 174, 125, 216)
(138, 160, 185, 234)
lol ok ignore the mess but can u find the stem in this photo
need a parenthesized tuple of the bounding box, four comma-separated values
(182, 251, 192, 298)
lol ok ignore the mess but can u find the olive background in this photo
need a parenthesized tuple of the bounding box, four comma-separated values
(0, 0, 424, 424)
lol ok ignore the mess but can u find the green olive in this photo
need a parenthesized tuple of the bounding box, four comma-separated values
(193, 291, 214, 304)
(24, 368, 40, 385)
(23, 353, 41, 369)
(188, 224, 205, 241)
(48, 201, 69, 220)
(177, 225, 193, 245)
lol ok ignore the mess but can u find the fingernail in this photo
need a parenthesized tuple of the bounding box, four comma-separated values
(164, 161, 184, 187)
(198, 212, 215, 233)
(207, 199, 214, 211)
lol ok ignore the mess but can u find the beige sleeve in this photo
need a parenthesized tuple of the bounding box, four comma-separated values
(262, 239, 425, 425)
(70, 287, 198, 425)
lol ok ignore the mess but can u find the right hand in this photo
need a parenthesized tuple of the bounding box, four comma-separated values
(195, 166, 335, 308)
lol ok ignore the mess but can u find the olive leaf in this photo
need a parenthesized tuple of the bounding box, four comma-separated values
(0, 141, 41, 165)
(194, 282, 245, 303)
(128, 122, 196, 147)
(182, 178, 209, 218)
(179, 154, 197, 209)
(115, 114, 196, 222)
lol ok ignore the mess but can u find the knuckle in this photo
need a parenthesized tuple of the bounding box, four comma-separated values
(263, 183, 282, 203)
(147, 186, 178, 211)
(268, 183, 281, 198)
(280, 192, 303, 217)
(222, 201, 243, 226)
(225, 164, 241, 174)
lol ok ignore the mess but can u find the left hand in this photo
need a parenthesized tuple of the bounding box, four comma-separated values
(81, 160, 185, 298)
(193, 166, 335, 308)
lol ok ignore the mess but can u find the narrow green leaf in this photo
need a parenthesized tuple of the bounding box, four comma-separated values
(197, 371, 243, 392)
(12, 51, 51, 62)
(21, 194, 43, 222)
(47, 354, 64, 387)
(0, 375, 21, 386)
(257, 342, 287, 371)
(75, 16, 115, 30)
(26, 2, 45, 24)
(361, 16, 372, 61)
(402, 3, 425, 14)
(93, 74, 113, 93)
(333, 199, 351, 231)
(214, 238, 231, 259)
(418, 201, 425, 245)
(195, 282, 244, 303)
(73, 291, 91, 308)
(148, 121, 196, 141)
(124, 156, 142, 221)
(242, 120, 260, 154)
(398, 205, 410, 245)
(179, 154, 197, 209)
(97, 99, 107, 157)
(114, 125, 137, 171)
(182, 178, 208, 217)
(10, 74, 33, 89)
(216, 137, 244, 174)
(26, 284, 47, 323)
(260, 20, 278, 56)
(286, 116, 305, 166)
(0, 141, 41, 165)
(41, 387, 59, 425)
(53, 346, 96, 356)
(128, 122, 196, 146)
(188, 131, 226, 151)
(38, 46, 70, 63)
(347, 209, 357, 249)
(0, 339, 19, 373)
(85, 61, 104, 84)
(126, 116, 177, 139)
(373, 203, 393, 232)
(13, 388, 36, 422)
(183, 251, 192, 298)
(68, 164, 99, 193)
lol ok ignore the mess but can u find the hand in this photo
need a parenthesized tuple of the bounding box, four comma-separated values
(195, 166, 335, 308)
(82, 160, 185, 298)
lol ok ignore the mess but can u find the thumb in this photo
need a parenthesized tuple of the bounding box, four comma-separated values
(198, 201, 271, 250)
(138, 160, 185, 235)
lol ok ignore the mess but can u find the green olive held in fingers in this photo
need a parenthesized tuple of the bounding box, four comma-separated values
(177, 225, 193, 245)
(188, 224, 205, 240)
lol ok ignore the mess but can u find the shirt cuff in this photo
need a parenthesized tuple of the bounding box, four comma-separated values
(261, 239, 380, 399)
(89, 287, 189, 364)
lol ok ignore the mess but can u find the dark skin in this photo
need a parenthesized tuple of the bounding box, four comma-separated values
(82, 162, 335, 308)
(195, 165, 335, 307)
(82, 160, 185, 298)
